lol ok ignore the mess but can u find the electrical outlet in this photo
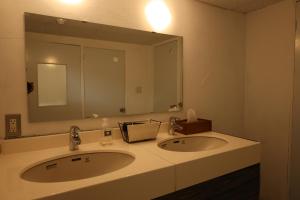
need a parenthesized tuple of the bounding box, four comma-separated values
(8, 119, 17, 133)
(5, 114, 21, 139)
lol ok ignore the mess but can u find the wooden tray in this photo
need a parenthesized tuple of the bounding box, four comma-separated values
(176, 118, 212, 135)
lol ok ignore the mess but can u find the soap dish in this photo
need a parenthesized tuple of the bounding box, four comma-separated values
(118, 119, 161, 143)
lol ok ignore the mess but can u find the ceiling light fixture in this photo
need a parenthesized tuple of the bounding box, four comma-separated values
(61, 0, 82, 5)
(145, 0, 172, 32)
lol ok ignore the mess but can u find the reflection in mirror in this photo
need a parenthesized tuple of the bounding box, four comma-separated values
(25, 13, 183, 122)
(37, 64, 67, 107)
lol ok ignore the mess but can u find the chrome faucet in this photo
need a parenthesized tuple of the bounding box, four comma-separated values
(69, 126, 81, 151)
(168, 117, 183, 135)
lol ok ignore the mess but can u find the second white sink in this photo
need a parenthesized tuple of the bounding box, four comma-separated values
(158, 136, 228, 152)
(21, 151, 135, 183)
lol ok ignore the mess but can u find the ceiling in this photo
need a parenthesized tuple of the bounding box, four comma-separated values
(196, 0, 284, 13)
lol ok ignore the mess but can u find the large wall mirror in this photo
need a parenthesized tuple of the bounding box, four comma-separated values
(25, 13, 183, 122)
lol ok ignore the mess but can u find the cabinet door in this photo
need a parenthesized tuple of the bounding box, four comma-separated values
(154, 164, 260, 200)
(83, 47, 125, 118)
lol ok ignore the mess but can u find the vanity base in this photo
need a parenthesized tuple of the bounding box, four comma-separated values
(154, 164, 260, 200)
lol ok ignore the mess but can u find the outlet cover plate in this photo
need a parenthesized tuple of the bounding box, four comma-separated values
(5, 114, 21, 139)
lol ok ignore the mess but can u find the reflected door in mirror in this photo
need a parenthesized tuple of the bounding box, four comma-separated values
(26, 41, 82, 122)
(83, 47, 125, 118)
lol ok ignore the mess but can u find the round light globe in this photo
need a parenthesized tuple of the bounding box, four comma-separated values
(145, 0, 172, 32)
(61, 0, 82, 5)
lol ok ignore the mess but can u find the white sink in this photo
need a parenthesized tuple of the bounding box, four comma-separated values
(158, 136, 228, 152)
(21, 151, 135, 183)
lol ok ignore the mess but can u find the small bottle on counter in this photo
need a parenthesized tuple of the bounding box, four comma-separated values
(101, 118, 113, 145)
(101, 128, 113, 145)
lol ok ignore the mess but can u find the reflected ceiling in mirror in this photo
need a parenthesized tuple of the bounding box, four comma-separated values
(25, 13, 183, 122)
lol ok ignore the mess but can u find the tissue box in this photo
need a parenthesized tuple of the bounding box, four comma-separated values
(176, 118, 212, 135)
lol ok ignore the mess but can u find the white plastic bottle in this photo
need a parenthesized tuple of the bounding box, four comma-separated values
(101, 118, 113, 145)
(101, 128, 113, 145)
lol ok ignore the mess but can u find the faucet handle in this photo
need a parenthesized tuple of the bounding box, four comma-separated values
(168, 117, 182, 135)
(169, 116, 180, 123)
(70, 126, 80, 134)
(69, 126, 81, 151)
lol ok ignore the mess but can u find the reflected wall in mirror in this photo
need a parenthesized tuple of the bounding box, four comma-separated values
(25, 13, 183, 122)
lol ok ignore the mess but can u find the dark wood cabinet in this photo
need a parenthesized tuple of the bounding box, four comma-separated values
(154, 164, 260, 200)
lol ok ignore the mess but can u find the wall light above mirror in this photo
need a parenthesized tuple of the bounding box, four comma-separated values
(25, 13, 183, 122)
(61, 0, 82, 5)
(145, 0, 172, 32)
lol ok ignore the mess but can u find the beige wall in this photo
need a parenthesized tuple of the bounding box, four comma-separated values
(0, 0, 245, 137)
(244, 1, 295, 199)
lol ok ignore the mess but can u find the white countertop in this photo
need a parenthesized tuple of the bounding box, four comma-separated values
(141, 132, 260, 189)
(0, 131, 260, 200)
